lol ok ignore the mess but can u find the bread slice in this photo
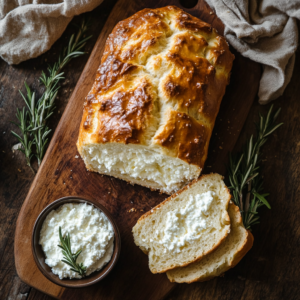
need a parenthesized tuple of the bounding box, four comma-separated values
(166, 202, 254, 283)
(132, 174, 231, 273)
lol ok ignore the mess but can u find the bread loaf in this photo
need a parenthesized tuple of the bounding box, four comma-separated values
(77, 6, 234, 194)
(132, 174, 231, 273)
(166, 202, 254, 283)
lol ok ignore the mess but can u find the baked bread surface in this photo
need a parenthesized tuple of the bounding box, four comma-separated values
(77, 6, 234, 194)
(132, 174, 231, 273)
(166, 202, 254, 283)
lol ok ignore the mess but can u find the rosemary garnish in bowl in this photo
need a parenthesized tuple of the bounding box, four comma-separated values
(11, 18, 92, 172)
(227, 105, 283, 231)
(58, 227, 87, 277)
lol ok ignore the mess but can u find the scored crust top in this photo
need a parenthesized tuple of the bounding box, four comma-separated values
(77, 6, 234, 168)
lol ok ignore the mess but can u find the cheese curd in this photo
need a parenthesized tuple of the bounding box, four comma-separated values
(159, 191, 215, 253)
(39, 202, 114, 279)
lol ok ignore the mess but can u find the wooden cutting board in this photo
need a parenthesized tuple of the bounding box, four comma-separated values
(14, 0, 261, 299)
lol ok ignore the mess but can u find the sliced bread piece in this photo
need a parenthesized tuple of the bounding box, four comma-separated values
(166, 202, 254, 283)
(132, 174, 231, 273)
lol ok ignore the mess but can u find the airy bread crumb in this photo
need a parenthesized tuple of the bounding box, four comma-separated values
(166, 202, 254, 283)
(132, 174, 231, 273)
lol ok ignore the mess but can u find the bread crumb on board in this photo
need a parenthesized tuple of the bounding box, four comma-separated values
(128, 208, 137, 213)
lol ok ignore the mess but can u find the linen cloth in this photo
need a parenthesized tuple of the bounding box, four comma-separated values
(206, 0, 299, 103)
(0, 0, 103, 65)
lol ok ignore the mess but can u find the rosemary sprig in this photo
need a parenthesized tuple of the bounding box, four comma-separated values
(11, 18, 92, 170)
(58, 227, 87, 277)
(11, 108, 35, 173)
(228, 105, 283, 230)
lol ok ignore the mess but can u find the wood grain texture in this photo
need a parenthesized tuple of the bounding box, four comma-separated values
(13, 0, 260, 299)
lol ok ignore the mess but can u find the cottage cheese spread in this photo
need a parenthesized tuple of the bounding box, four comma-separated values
(39, 202, 114, 279)
(159, 191, 215, 253)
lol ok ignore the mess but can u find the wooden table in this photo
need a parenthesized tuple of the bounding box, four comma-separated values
(0, 1, 300, 299)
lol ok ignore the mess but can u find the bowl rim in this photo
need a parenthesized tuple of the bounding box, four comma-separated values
(31, 196, 121, 288)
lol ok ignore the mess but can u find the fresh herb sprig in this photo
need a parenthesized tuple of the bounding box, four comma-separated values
(11, 107, 35, 173)
(11, 18, 92, 171)
(58, 227, 87, 277)
(228, 105, 283, 230)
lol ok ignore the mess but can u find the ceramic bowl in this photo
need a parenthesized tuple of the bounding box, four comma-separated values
(32, 196, 121, 288)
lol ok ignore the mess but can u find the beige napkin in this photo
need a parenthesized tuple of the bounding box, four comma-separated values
(0, 0, 103, 65)
(206, 0, 299, 104)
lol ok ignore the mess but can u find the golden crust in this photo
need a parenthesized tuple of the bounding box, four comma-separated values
(94, 79, 155, 144)
(175, 10, 212, 34)
(153, 110, 209, 167)
(77, 6, 234, 169)
(230, 229, 254, 268)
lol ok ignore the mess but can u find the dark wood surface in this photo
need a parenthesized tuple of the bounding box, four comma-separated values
(0, 1, 299, 300)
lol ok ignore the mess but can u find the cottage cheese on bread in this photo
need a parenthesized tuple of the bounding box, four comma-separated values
(132, 174, 231, 273)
